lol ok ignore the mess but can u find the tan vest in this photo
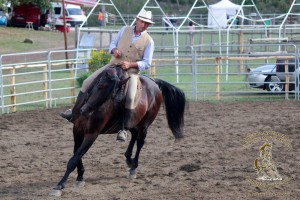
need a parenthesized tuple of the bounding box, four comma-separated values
(109, 27, 151, 67)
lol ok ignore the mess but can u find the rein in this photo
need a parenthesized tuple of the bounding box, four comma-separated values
(82, 71, 121, 113)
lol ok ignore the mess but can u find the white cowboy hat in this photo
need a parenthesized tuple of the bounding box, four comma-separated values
(136, 9, 155, 24)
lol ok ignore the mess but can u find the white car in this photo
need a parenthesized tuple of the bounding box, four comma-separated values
(50, 3, 87, 27)
(248, 64, 284, 92)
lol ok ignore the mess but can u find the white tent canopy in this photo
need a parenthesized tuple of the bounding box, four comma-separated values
(207, 0, 242, 28)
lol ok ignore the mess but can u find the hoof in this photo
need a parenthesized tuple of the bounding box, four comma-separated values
(74, 180, 85, 188)
(126, 160, 132, 168)
(127, 168, 137, 180)
(49, 189, 62, 197)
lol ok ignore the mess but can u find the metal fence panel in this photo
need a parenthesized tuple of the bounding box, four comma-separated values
(0, 43, 299, 114)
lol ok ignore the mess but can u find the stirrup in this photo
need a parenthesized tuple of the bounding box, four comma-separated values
(116, 130, 127, 142)
(60, 109, 72, 121)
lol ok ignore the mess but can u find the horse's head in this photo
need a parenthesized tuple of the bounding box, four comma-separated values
(80, 66, 130, 117)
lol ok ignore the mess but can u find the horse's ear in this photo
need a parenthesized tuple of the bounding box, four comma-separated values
(119, 76, 131, 86)
(105, 71, 111, 78)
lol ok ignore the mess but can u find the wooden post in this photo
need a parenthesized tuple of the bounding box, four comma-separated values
(215, 57, 220, 100)
(10, 67, 16, 112)
(62, 0, 69, 69)
(70, 63, 75, 103)
(43, 65, 48, 108)
(265, 26, 270, 64)
(282, 25, 286, 52)
(150, 62, 156, 78)
(284, 59, 289, 99)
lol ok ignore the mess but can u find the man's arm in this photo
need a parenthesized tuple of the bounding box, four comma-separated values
(109, 26, 126, 54)
(136, 38, 154, 71)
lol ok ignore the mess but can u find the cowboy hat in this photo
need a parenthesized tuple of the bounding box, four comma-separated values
(136, 9, 155, 24)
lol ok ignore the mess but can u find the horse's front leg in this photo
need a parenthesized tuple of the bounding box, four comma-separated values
(124, 129, 137, 167)
(127, 130, 146, 179)
(49, 133, 98, 196)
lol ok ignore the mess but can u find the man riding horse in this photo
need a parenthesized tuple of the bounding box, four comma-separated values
(60, 9, 155, 142)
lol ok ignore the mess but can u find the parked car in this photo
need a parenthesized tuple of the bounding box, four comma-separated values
(50, 2, 87, 27)
(275, 58, 299, 86)
(10, 3, 48, 29)
(248, 64, 284, 92)
(10, 2, 87, 29)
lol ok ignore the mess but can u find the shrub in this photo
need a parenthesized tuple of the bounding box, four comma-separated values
(88, 49, 112, 73)
(76, 49, 111, 87)
(76, 72, 90, 87)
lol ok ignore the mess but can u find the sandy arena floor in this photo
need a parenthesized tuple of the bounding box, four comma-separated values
(0, 101, 300, 200)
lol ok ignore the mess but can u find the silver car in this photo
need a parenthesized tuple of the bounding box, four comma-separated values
(248, 64, 284, 92)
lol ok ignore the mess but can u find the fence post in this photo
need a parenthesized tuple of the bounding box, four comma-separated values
(191, 48, 197, 100)
(47, 51, 53, 108)
(239, 28, 244, 73)
(215, 57, 220, 100)
(10, 67, 16, 112)
(71, 63, 75, 103)
(109, 31, 112, 45)
(296, 49, 300, 100)
(43, 64, 48, 108)
(0, 55, 3, 114)
(199, 27, 203, 53)
(150, 62, 156, 78)
(100, 31, 103, 49)
(284, 59, 289, 99)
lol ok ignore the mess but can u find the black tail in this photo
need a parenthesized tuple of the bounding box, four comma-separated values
(155, 79, 186, 139)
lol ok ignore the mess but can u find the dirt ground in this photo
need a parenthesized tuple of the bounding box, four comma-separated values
(0, 101, 300, 200)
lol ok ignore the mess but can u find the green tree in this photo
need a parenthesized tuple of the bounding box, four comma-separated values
(0, 0, 294, 18)
(235, 0, 290, 14)
(0, 0, 53, 10)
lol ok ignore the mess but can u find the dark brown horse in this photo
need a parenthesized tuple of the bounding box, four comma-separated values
(50, 66, 186, 196)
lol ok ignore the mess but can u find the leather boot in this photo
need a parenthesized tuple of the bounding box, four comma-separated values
(124, 108, 134, 130)
(116, 109, 134, 142)
(60, 91, 85, 121)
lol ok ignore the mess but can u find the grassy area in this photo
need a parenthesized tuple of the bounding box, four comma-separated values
(0, 26, 295, 113)
(0, 27, 76, 54)
(151, 61, 291, 101)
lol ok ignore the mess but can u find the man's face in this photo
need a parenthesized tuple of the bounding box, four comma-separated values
(135, 18, 151, 32)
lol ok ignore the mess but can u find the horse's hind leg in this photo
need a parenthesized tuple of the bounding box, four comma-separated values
(74, 159, 85, 187)
(127, 129, 146, 179)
